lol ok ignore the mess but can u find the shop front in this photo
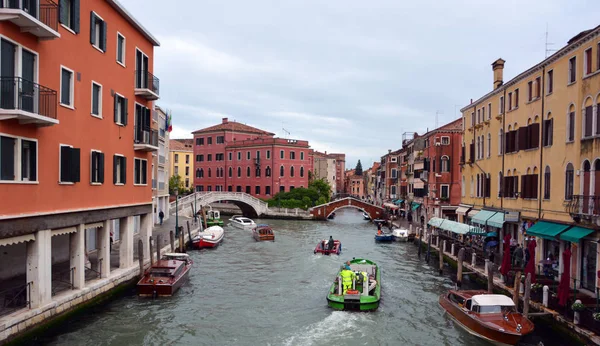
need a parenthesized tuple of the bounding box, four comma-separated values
(559, 226, 596, 292)
(455, 204, 472, 224)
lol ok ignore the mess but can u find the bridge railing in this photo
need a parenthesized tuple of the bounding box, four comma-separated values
(169, 191, 269, 214)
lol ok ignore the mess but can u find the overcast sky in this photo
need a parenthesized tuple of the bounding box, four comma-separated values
(124, 0, 599, 169)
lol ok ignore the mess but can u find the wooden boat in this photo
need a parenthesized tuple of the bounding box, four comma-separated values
(253, 224, 274, 241)
(374, 232, 394, 242)
(363, 212, 371, 220)
(204, 209, 224, 227)
(392, 228, 409, 242)
(191, 226, 224, 249)
(439, 290, 534, 345)
(327, 258, 380, 311)
(314, 239, 342, 255)
(229, 215, 256, 230)
(327, 212, 336, 219)
(137, 253, 192, 297)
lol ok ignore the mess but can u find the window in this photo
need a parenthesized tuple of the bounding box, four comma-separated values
(185, 166, 189, 176)
(216, 136, 224, 144)
(113, 155, 126, 184)
(185, 155, 189, 164)
(237, 152, 241, 160)
(470, 176, 473, 197)
(514, 89, 519, 108)
(255, 186, 261, 195)
(246, 186, 251, 194)
(528, 81, 533, 102)
(568, 109, 575, 142)
(300, 152, 304, 160)
(228, 167, 232, 177)
(584, 105, 593, 138)
(498, 130, 504, 155)
(544, 166, 551, 199)
(196, 155, 201, 162)
(280, 150, 284, 159)
(471, 112, 474, 127)
(535, 77, 541, 99)
(391, 169, 397, 178)
(91, 82, 102, 117)
(247, 151, 250, 160)
(280, 186, 285, 193)
(266, 166, 271, 177)
(585, 48, 592, 75)
(227, 186, 232, 192)
(174, 166, 179, 175)
(487, 134, 491, 158)
(196, 185, 203, 192)
(90, 12, 107, 52)
(508, 92, 512, 111)
(477, 109, 481, 124)
(207, 137, 212, 145)
(290, 151, 296, 160)
(113, 94, 128, 125)
(60, 66, 74, 107)
(247, 166, 251, 177)
(236, 186, 242, 192)
(255, 167, 261, 177)
(90, 151, 104, 184)
(569, 56, 577, 84)
(0, 135, 37, 182)
(300, 167, 304, 177)
(565, 163, 574, 200)
(207, 186, 212, 192)
(60, 145, 81, 183)
(199, 155, 205, 162)
(216, 153, 224, 161)
(543, 116, 553, 146)
(499, 95, 505, 114)
(197, 138, 204, 146)
(134, 158, 147, 185)
(266, 186, 271, 195)
(547, 70, 553, 94)
(441, 136, 450, 145)
(461, 176, 465, 197)
(441, 156, 449, 172)
(207, 154, 212, 162)
(208, 168, 211, 178)
(290, 166, 294, 177)
(266, 150, 271, 159)
(237, 167, 241, 177)
(440, 185, 449, 199)
(196, 168, 202, 178)
(228, 152, 232, 160)
(488, 103, 492, 120)
(59, 0, 80, 33)
(116, 33, 125, 65)
(280, 165, 284, 177)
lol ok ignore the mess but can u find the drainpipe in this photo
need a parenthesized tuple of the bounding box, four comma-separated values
(501, 88, 506, 211)
(538, 66, 546, 220)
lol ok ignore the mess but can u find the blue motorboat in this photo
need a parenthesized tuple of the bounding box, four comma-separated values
(374, 233, 394, 242)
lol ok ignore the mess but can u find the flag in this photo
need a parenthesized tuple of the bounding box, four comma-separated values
(165, 111, 172, 133)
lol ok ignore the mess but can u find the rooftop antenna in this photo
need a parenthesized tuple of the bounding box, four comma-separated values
(435, 110, 443, 129)
(545, 23, 557, 58)
(282, 127, 290, 139)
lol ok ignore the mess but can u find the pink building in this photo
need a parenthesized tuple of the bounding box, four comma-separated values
(192, 118, 313, 198)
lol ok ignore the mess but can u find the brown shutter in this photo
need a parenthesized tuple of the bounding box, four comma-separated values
(586, 106, 593, 137)
(549, 118, 553, 145)
(530, 123, 540, 149)
(518, 127, 528, 151)
(521, 175, 527, 198)
(514, 176, 519, 198)
(532, 174, 538, 199)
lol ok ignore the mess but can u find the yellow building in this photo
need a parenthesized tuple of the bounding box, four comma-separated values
(460, 26, 600, 294)
(169, 139, 194, 190)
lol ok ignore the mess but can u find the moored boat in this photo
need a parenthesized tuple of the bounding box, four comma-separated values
(328, 212, 336, 219)
(392, 228, 409, 242)
(327, 258, 380, 311)
(137, 253, 192, 297)
(253, 224, 274, 241)
(205, 209, 224, 227)
(314, 239, 342, 255)
(362, 212, 371, 220)
(374, 232, 394, 242)
(439, 290, 534, 345)
(229, 215, 256, 230)
(191, 226, 224, 249)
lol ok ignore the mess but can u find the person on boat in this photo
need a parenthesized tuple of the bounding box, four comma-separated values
(344, 261, 351, 270)
(377, 229, 383, 235)
(340, 266, 355, 294)
(328, 236, 334, 250)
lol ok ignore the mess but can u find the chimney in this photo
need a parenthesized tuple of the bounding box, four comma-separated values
(222, 117, 229, 124)
(388, 149, 392, 154)
(492, 58, 505, 89)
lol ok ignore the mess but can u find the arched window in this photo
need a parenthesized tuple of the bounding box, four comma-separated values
(476, 137, 480, 160)
(300, 167, 304, 177)
(208, 168, 211, 178)
(543, 112, 554, 146)
(583, 96, 593, 138)
(480, 135, 485, 159)
(476, 174, 480, 197)
(266, 166, 271, 177)
(565, 163, 574, 200)
(255, 167, 261, 177)
(498, 171, 503, 197)
(441, 156, 449, 172)
(487, 133, 491, 158)
(229, 167, 233, 178)
(280, 165, 284, 177)
(544, 166, 551, 199)
(237, 167, 241, 177)
(290, 166, 295, 177)
(498, 130, 504, 155)
(461, 175, 465, 197)
(196, 168, 201, 178)
(247, 167, 251, 177)
(470, 176, 474, 196)
(567, 103, 576, 142)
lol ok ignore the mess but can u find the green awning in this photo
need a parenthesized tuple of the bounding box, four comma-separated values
(471, 210, 497, 226)
(487, 212, 505, 229)
(526, 221, 570, 241)
(428, 217, 445, 228)
(438, 220, 482, 235)
(559, 226, 595, 243)
(411, 202, 421, 211)
(468, 226, 487, 235)
(394, 199, 404, 205)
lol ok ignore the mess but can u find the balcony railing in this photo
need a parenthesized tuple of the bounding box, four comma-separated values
(0, 0, 59, 37)
(134, 70, 160, 100)
(566, 195, 600, 217)
(0, 77, 58, 126)
(134, 127, 158, 151)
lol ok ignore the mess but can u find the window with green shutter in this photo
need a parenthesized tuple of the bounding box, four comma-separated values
(59, 0, 80, 33)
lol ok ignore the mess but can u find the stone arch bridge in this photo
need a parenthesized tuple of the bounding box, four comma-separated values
(310, 197, 384, 220)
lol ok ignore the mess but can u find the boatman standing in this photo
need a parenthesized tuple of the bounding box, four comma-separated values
(328, 236, 334, 250)
(340, 265, 355, 294)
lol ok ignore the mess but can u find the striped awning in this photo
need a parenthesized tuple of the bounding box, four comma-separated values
(85, 222, 104, 229)
(0, 234, 35, 247)
(51, 227, 77, 237)
(428, 217, 445, 228)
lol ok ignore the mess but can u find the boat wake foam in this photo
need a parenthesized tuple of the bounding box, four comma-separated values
(282, 311, 372, 346)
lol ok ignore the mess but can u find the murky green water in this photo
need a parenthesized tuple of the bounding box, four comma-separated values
(25, 209, 574, 345)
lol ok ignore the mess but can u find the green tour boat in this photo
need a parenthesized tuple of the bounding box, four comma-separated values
(204, 209, 224, 227)
(327, 258, 380, 311)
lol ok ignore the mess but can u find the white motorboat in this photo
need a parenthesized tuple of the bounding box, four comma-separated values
(363, 212, 371, 220)
(229, 215, 257, 230)
(191, 226, 224, 249)
(392, 228, 409, 242)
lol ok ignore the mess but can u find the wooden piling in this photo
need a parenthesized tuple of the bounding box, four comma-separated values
(439, 248, 444, 275)
(186, 220, 193, 248)
(426, 234, 431, 262)
(417, 232, 422, 257)
(156, 234, 161, 260)
(169, 231, 175, 253)
(149, 236, 154, 266)
(486, 260, 493, 293)
(138, 239, 144, 276)
(457, 248, 465, 288)
(513, 271, 521, 308)
(201, 205, 208, 229)
(523, 273, 531, 318)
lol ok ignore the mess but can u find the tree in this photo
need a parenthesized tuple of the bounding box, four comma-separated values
(355, 160, 363, 176)
(309, 178, 332, 202)
(169, 174, 184, 195)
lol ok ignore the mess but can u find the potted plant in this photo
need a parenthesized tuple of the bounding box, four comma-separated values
(593, 312, 600, 322)
(532, 283, 542, 292)
(572, 302, 586, 312)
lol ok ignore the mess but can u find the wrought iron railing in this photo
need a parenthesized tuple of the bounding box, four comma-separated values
(134, 127, 159, 147)
(52, 267, 74, 296)
(0, 76, 57, 119)
(135, 70, 160, 95)
(1, 0, 59, 32)
(0, 281, 31, 317)
(565, 195, 600, 216)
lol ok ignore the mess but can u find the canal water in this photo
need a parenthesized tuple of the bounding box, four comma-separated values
(25, 209, 574, 346)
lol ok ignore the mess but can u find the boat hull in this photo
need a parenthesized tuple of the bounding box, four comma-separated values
(327, 258, 381, 312)
(315, 240, 341, 255)
(374, 235, 394, 242)
(137, 262, 191, 297)
(206, 220, 224, 227)
(326, 298, 379, 311)
(192, 237, 221, 249)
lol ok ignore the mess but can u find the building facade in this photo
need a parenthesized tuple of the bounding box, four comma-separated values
(192, 118, 313, 198)
(460, 26, 600, 294)
(313, 151, 337, 196)
(169, 139, 193, 190)
(153, 106, 170, 223)
(0, 0, 159, 314)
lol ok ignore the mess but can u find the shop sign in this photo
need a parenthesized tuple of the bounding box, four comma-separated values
(504, 211, 520, 223)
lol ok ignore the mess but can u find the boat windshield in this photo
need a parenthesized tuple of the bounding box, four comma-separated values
(149, 268, 172, 276)
(473, 305, 516, 314)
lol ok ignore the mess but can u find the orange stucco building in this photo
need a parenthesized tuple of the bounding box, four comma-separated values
(0, 0, 160, 337)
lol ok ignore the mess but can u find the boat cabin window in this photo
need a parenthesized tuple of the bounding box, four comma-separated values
(472, 305, 514, 314)
(149, 268, 172, 277)
(465, 299, 472, 310)
(172, 266, 184, 277)
(448, 293, 465, 305)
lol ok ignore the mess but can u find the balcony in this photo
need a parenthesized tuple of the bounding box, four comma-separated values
(566, 195, 600, 222)
(0, 77, 58, 126)
(134, 70, 159, 100)
(134, 127, 159, 151)
(0, 0, 60, 39)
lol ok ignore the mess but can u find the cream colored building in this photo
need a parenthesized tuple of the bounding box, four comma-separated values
(313, 151, 337, 196)
(460, 26, 600, 294)
(153, 106, 170, 224)
(169, 139, 194, 190)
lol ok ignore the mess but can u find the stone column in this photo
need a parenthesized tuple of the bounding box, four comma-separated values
(140, 213, 152, 260)
(119, 216, 134, 269)
(70, 224, 85, 290)
(98, 221, 111, 278)
(27, 229, 52, 308)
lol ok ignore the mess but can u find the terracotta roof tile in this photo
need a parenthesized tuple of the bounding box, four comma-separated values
(192, 120, 274, 136)
(170, 139, 194, 151)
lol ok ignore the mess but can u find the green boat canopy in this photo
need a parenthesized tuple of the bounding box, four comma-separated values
(394, 199, 404, 205)
(487, 212, 505, 229)
(411, 202, 421, 211)
(471, 210, 496, 226)
(428, 217, 445, 228)
(559, 226, 594, 243)
(526, 221, 570, 240)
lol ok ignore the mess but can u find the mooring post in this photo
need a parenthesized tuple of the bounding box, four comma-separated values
(574, 299, 582, 325)
(417, 232, 422, 258)
(426, 234, 431, 262)
(513, 271, 521, 308)
(138, 239, 144, 276)
(179, 228, 184, 252)
(457, 248, 465, 289)
(543, 285, 549, 307)
(170, 231, 175, 253)
(149, 236, 154, 266)
(523, 273, 532, 318)
(186, 220, 192, 249)
(156, 234, 161, 260)
(471, 252, 476, 267)
(486, 259, 493, 293)
(451, 243, 455, 257)
(439, 247, 444, 275)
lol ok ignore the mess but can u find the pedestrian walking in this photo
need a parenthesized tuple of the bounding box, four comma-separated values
(159, 210, 164, 225)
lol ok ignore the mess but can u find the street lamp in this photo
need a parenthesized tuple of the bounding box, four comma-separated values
(175, 188, 179, 237)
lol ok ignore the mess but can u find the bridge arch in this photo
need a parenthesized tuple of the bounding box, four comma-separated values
(326, 205, 370, 219)
(170, 192, 268, 218)
(310, 197, 384, 221)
